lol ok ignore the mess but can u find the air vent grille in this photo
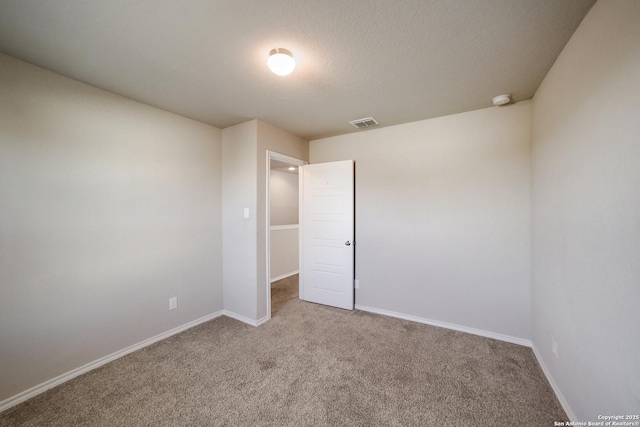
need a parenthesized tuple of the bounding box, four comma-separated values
(349, 117, 379, 129)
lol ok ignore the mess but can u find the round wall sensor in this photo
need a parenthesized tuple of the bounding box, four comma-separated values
(492, 94, 512, 106)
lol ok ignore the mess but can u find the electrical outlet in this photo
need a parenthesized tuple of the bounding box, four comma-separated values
(169, 297, 177, 310)
(354, 279, 360, 289)
(552, 336, 558, 358)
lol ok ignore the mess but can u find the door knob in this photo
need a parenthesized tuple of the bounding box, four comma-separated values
(345, 241, 351, 246)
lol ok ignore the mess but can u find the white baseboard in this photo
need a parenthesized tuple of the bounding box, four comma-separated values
(269, 224, 299, 230)
(255, 315, 269, 327)
(270, 270, 299, 283)
(0, 310, 224, 413)
(354, 304, 532, 347)
(531, 344, 577, 421)
(222, 310, 269, 327)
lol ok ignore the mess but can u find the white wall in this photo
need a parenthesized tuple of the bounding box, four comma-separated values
(311, 102, 532, 340)
(531, 0, 640, 419)
(269, 170, 299, 226)
(0, 54, 223, 402)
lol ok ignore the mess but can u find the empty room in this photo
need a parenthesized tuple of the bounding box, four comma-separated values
(1, 0, 638, 425)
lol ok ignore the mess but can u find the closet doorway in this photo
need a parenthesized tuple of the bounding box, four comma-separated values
(266, 151, 307, 319)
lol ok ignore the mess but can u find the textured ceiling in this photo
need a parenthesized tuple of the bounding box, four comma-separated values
(0, 0, 595, 140)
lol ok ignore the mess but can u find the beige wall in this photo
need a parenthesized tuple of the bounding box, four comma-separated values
(0, 54, 223, 402)
(531, 0, 640, 420)
(257, 121, 308, 320)
(269, 169, 299, 281)
(269, 227, 299, 280)
(221, 121, 258, 320)
(269, 170, 299, 226)
(221, 120, 308, 322)
(311, 102, 532, 340)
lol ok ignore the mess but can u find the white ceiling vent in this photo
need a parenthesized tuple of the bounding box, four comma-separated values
(349, 117, 379, 129)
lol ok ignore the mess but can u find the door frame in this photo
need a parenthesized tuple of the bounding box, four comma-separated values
(265, 151, 307, 320)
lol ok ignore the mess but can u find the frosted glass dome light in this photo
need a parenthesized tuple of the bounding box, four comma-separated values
(268, 48, 295, 76)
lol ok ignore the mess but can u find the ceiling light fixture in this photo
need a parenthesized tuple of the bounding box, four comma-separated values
(288, 167, 296, 171)
(492, 94, 512, 106)
(268, 48, 295, 76)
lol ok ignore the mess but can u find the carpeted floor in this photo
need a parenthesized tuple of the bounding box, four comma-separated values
(0, 274, 566, 426)
(270, 274, 299, 317)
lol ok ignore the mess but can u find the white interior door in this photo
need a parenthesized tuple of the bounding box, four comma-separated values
(300, 160, 354, 310)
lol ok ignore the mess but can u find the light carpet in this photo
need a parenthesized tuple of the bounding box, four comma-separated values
(0, 274, 566, 426)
